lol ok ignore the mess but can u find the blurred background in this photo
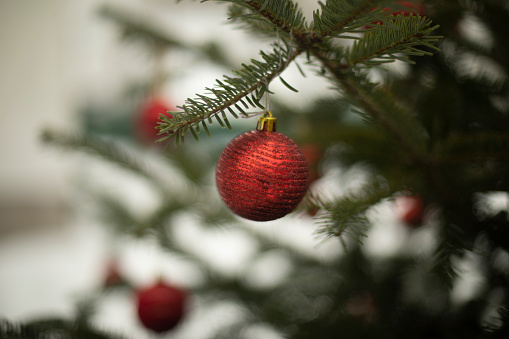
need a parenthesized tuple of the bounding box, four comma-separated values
(0, 0, 336, 337)
(1, 0, 509, 338)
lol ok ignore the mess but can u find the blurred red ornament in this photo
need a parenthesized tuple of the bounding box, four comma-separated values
(103, 260, 125, 287)
(301, 143, 323, 185)
(346, 291, 377, 322)
(136, 96, 174, 145)
(306, 205, 320, 217)
(136, 279, 187, 333)
(216, 112, 309, 221)
(395, 194, 424, 226)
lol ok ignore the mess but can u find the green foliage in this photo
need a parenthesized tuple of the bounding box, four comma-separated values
(314, 178, 393, 247)
(41, 129, 153, 182)
(99, 4, 233, 69)
(0, 316, 122, 339)
(204, 0, 307, 35)
(99, 5, 182, 48)
(343, 14, 441, 67)
(336, 72, 429, 160)
(157, 42, 302, 144)
(310, 0, 384, 37)
(158, 0, 441, 144)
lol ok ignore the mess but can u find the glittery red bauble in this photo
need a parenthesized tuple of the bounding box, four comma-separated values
(395, 194, 424, 226)
(136, 280, 187, 333)
(216, 129, 309, 221)
(136, 97, 173, 145)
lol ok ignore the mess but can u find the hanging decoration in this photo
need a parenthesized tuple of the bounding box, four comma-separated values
(135, 96, 174, 145)
(216, 112, 309, 221)
(136, 279, 187, 333)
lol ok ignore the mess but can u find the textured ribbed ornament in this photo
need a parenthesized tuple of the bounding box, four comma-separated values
(216, 112, 309, 221)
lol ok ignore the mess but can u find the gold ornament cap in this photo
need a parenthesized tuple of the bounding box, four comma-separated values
(256, 111, 277, 132)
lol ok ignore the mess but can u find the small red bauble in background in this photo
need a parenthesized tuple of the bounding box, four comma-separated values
(346, 290, 377, 323)
(136, 279, 187, 333)
(300, 143, 323, 185)
(135, 96, 174, 145)
(216, 112, 309, 222)
(395, 194, 425, 226)
(103, 260, 125, 287)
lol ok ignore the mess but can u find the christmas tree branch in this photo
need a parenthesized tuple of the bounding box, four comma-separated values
(41, 129, 154, 181)
(344, 15, 441, 67)
(309, 47, 430, 164)
(314, 179, 393, 246)
(431, 239, 459, 289)
(203, 0, 306, 36)
(344, 75, 428, 160)
(100, 4, 233, 69)
(99, 5, 182, 48)
(158, 44, 303, 144)
(311, 0, 385, 38)
(157, 0, 309, 144)
(0, 316, 121, 339)
(159, 1, 440, 144)
(95, 191, 231, 276)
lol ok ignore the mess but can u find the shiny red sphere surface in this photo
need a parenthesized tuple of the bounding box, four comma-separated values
(136, 281, 186, 333)
(216, 130, 309, 221)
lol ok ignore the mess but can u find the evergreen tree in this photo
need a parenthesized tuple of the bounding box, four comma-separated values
(4, 0, 509, 338)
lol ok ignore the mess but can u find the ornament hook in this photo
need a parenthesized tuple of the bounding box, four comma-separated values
(257, 111, 277, 132)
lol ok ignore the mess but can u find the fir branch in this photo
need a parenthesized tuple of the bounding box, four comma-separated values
(158, 44, 303, 143)
(227, 4, 281, 37)
(484, 306, 509, 334)
(98, 5, 182, 48)
(431, 238, 460, 289)
(310, 0, 387, 38)
(0, 316, 121, 339)
(93, 192, 158, 236)
(310, 0, 436, 39)
(159, 0, 309, 143)
(94, 191, 222, 273)
(309, 49, 430, 163)
(314, 179, 392, 246)
(205, 0, 307, 35)
(344, 73, 428, 159)
(343, 15, 441, 67)
(41, 129, 153, 180)
(160, 1, 441, 144)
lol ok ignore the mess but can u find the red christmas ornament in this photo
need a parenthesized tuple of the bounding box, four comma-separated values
(300, 143, 323, 185)
(395, 194, 424, 226)
(216, 112, 309, 221)
(136, 279, 187, 333)
(136, 96, 174, 145)
(103, 260, 125, 287)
